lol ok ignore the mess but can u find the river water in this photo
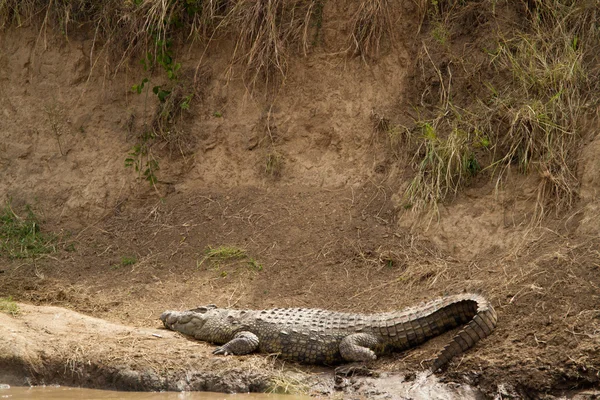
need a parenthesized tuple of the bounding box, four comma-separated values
(0, 386, 310, 400)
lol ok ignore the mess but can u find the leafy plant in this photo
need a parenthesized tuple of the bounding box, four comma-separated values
(132, 78, 149, 94)
(127, 29, 195, 177)
(125, 134, 159, 185)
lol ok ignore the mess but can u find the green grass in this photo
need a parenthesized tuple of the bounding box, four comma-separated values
(199, 245, 263, 272)
(0, 202, 55, 259)
(247, 257, 263, 271)
(204, 245, 247, 260)
(0, 296, 19, 316)
(111, 255, 137, 270)
(121, 256, 137, 266)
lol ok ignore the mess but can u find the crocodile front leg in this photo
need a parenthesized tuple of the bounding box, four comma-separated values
(213, 331, 259, 356)
(339, 333, 379, 362)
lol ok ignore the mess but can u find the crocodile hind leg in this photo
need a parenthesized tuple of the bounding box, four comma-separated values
(213, 331, 259, 356)
(339, 333, 379, 362)
(335, 333, 380, 376)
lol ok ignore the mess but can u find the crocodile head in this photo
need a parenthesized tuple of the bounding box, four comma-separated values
(160, 304, 241, 343)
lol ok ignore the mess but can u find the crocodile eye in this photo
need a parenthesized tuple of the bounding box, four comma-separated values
(190, 304, 217, 313)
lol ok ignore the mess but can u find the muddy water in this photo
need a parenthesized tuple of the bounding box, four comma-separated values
(0, 386, 310, 400)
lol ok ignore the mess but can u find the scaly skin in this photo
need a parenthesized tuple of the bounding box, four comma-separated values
(160, 293, 497, 370)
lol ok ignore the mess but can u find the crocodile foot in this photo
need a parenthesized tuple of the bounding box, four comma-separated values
(334, 362, 375, 377)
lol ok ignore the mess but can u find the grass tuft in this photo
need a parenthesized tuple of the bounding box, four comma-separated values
(0, 296, 19, 316)
(267, 370, 309, 394)
(404, 118, 479, 213)
(204, 245, 247, 260)
(225, 0, 318, 88)
(199, 245, 263, 272)
(483, 0, 598, 220)
(0, 201, 55, 259)
(0, 0, 319, 87)
(265, 152, 283, 178)
(348, 0, 394, 60)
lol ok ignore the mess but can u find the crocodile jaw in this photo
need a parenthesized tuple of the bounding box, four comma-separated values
(160, 310, 207, 334)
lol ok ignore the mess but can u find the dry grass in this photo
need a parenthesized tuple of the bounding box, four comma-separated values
(404, 0, 600, 219)
(348, 0, 394, 60)
(224, 0, 318, 89)
(0, 0, 318, 87)
(485, 0, 599, 220)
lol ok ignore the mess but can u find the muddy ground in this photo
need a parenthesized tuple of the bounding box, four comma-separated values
(1, 0, 600, 398)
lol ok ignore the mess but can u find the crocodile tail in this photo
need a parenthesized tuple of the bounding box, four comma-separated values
(431, 293, 497, 371)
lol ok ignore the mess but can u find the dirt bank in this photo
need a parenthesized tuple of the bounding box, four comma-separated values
(1, 0, 600, 398)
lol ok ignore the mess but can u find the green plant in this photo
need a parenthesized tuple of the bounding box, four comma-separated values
(247, 257, 263, 271)
(44, 104, 66, 156)
(125, 133, 160, 185)
(481, 0, 598, 219)
(204, 245, 247, 260)
(111, 255, 137, 270)
(430, 20, 449, 45)
(0, 201, 55, 259)
(0, 296, 19, 316)
(128, 31, 196, 171)
(198, 245, 264, 274)
(121, 256, 137, 266)
(180, 93, 194, 110)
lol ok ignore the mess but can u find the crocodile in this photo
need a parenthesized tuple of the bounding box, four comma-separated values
(160, 293, 497, 370)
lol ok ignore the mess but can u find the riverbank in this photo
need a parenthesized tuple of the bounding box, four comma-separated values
(1, 0, 599, 398)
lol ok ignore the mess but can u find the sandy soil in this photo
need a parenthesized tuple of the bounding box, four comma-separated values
(1, 0, 599, 398)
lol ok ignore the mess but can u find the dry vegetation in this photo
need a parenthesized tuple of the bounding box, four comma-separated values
(348, 0, 394, 60)
(1, 0, 598, 217)
(398, 0, 600, 219)
(0, 0, 321, 87)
